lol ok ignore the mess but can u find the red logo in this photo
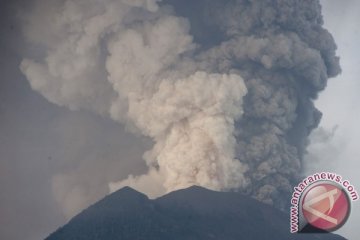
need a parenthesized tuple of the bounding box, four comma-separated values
(301, 183, 350, 231)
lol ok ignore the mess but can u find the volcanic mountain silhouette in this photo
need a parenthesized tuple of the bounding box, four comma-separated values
(46, 186, 346, 240)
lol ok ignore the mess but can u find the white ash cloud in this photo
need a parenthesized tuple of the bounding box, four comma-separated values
(20, 0, 248, 211)
(20, 0, 340, 212)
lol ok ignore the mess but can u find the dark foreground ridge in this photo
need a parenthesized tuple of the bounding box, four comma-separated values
(46, 186, 346, 240)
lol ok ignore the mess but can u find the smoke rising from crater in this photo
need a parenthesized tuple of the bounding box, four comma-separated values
(20, 0, 340, 211)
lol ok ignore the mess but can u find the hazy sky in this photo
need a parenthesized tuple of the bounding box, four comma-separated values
(309, 0, 360, 238)
(0, 1, 359, 239)
(1, 2, 150, 239)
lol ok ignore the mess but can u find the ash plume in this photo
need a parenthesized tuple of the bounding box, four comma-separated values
(20, 0, 340, 211)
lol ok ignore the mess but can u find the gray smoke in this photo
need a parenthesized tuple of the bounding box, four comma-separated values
(20, 0, 340, 212)
(165, 0, 341, 208)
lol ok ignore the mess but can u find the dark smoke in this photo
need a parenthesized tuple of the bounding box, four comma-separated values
(167, 0, 341, 208)
(20, 0, 340, 213)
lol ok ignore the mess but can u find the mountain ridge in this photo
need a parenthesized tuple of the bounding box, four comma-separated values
(46, 186, 347, 240)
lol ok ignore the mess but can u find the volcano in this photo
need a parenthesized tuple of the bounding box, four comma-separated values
(45, 186, 345, 240)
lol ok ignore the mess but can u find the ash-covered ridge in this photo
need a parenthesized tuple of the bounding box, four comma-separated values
(45, 186, 346, 240)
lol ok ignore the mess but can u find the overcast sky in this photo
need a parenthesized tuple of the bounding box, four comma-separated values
(1, 2, 149, 239)
(0, 1, 359, 239)
(308, 0, 360, 238)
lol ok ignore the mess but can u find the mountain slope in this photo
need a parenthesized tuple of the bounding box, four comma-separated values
(46, 186, 346, 240)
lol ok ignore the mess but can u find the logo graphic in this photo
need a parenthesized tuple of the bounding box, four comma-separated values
(290, 172, 358, 233)
(301, 183, 350, 231)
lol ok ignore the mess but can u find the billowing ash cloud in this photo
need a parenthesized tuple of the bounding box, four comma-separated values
(20, 0, 340, 210)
